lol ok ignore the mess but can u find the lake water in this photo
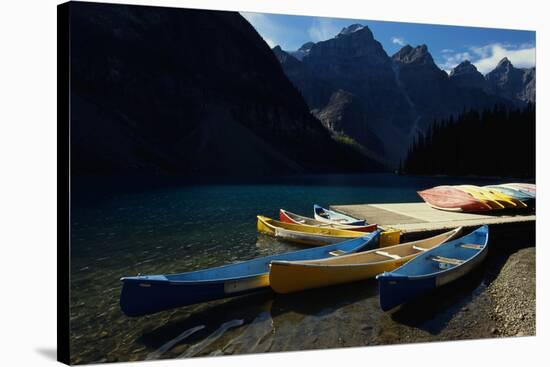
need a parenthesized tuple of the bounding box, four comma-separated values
(69, 173, 521, 364)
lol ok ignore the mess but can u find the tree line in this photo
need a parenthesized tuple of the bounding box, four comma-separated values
(402, 103, 535, 177)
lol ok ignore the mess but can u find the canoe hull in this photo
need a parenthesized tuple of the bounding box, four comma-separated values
(418, 186, 491, 212)
(377, 225, 489, 311)
(120, 274, 269, 317)
(378, 245, 488, 311)
(270, 258, 407, 294)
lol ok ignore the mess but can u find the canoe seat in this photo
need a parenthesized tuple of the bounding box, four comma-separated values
(375, 251, 401, 260)
(460, 243, 483, 250)
(431, 256, 464, 265)
(412, 245, 429, 251)
(329, 250, 346, 256)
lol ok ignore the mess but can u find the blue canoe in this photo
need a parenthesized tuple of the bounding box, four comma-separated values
(120, 230, 380, 316)
(485, 185, 535, 201)
(376, 225, 489, 311)
(313, 204, 366, 226)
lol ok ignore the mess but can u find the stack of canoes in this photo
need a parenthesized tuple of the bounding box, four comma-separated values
(418, 183, 535, 212)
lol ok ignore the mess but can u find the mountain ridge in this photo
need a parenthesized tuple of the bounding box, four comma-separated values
(274, 26, 535, 164)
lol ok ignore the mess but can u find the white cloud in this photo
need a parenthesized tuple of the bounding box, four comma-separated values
(439, 51, 472, 73)
(471, 43, 535, 74)
(439, 43, 535, 74)
(441, 48, 455, 53)
(391, 36, 405, 46)
(308, 18, 340, 42)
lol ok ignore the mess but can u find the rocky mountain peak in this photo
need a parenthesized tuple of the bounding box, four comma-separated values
(392, 44, 434, 65)
(336, 24, 373, 39)
(496, 57, 512, 69)
(450, 60, 478, 76)
(449, 60, 487, 91)
(299, 42, 315, 51)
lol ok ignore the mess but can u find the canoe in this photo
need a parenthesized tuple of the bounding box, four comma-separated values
(257, 215, 400, 247)
(484, 185, 534, 202)
(120, 231, 379, 317)
(269, 227, 463, 294)
(454, 185, 505, 209)
(313, 204, 366, 226)
(499, 184, 536, 198)
(279, 209, 378, 233)
(505, 183, 536, 195)
(417, 186, 491, 212)
(377, 225, 489, 311)
(480, 187, 527, 208)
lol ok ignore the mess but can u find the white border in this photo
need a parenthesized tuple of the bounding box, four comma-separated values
(0, 0, 546, 366)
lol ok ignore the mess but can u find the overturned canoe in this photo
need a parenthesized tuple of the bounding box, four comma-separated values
(485, 185, 535, 201)
(417, 186, 491, 212)
(269, 227, 462, 294)
(377, 225, 489, 311)
(120, 231, 379, 317)
(258, 215, 400, 247)
(505, 183, 536, 195)
(454, 185, 505, 209)
(313, 204, 366, 226)
(480, 187, 527, 208)
(279, 209, 378, 233)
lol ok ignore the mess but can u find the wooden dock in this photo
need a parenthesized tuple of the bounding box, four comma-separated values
(331, 202, 535, 241)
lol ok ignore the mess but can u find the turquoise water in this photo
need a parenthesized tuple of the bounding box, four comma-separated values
(69, 173, 508, 364)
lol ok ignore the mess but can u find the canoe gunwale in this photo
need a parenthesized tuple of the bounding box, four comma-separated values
(121, 273, 267, 286)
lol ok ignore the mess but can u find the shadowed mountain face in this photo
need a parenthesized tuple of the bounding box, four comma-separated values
(486, 57, 536, 104)
(273, 25, 535, 165)
(70, 3, 380, 176)
(449, 60, 488, 91)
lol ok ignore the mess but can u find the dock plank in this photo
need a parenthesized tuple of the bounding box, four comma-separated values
(331, 202, 535, 237)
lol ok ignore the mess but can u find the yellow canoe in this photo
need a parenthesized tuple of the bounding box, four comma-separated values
(459, 185, 525, 208)
(480, 187, 527, 208)
(269, 227, 463, 294)
(257, 215, 400, 247)
(455, 185, 505, 209)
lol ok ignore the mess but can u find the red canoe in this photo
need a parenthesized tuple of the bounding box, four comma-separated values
(418, 186, 492, 212)
(279, 209, 378, 233)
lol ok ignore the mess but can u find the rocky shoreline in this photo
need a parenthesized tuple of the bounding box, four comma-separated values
(377, 245, 536, 345)
(487, 247, 536, 337)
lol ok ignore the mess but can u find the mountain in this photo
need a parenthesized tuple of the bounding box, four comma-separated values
(274, 26, 535, 165)
(391, 44, 455, 122)
(314, 90, 386, 157)
(296, 25, 412, 161)
(486, 57, 536, 104)
(272, 46, 335, 113)
(69, 2, 380, 175)
(290, 42, 314, 60)
(449, 60, 488, 91)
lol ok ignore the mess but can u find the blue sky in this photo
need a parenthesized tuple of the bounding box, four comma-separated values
(241, 12, 535, 74)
